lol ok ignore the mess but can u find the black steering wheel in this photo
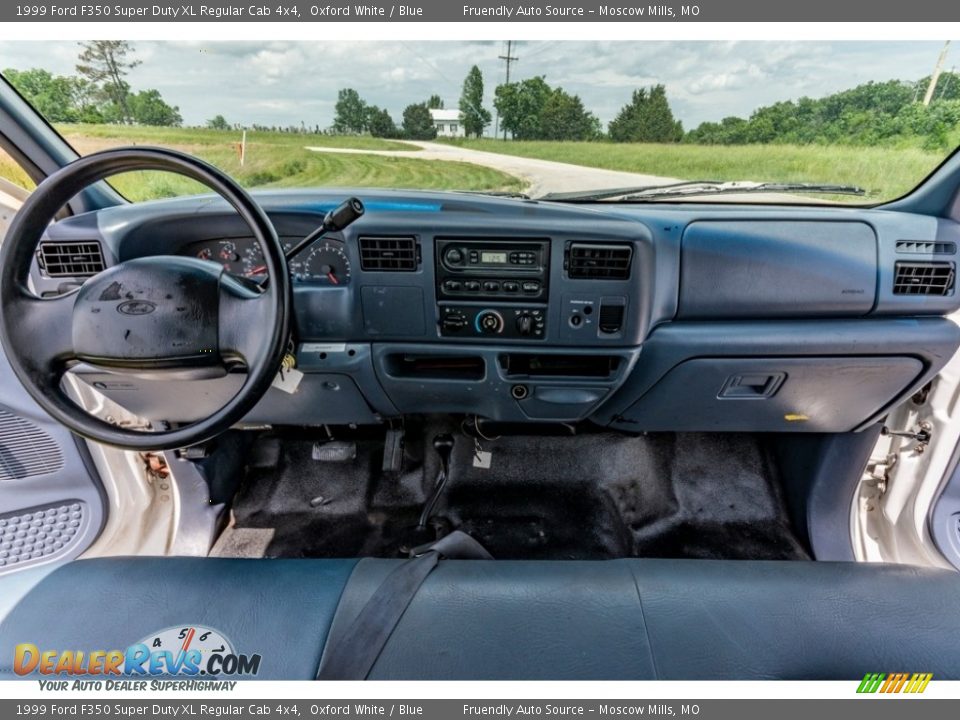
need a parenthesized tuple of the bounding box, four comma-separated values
(0, 147, 290, 450)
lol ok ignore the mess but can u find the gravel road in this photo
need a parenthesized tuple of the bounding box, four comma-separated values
(305, 140, 681, 197)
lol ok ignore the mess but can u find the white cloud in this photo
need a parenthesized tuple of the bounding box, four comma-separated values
(0, 40, 949, 130)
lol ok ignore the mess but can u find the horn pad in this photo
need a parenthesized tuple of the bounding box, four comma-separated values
(72, 257, 222, 369)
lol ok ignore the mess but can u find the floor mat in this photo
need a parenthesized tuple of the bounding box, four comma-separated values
(209, 526, 275, 558)
(231, 423, 810, 561)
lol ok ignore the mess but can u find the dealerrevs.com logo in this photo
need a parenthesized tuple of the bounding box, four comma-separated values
(13, 625, 261, 678)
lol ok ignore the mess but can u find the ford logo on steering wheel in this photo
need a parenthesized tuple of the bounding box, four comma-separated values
(117, 300, 157, 316)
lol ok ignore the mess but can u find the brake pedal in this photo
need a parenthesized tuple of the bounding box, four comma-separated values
(312, 441, 357, 463)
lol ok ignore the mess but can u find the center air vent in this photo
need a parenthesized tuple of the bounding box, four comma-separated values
(359, 236, 420, 271)
(565, 243, 632, 280)
(893, 261, 955, 296)
(37, 241, 105, 277)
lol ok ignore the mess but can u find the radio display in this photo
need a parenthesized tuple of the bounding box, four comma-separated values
(481, 251, 508, 264)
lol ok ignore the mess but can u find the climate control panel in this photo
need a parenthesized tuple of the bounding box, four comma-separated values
(439, 305, 546, 340)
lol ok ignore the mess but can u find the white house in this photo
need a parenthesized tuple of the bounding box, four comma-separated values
(429, 108, 465, 138)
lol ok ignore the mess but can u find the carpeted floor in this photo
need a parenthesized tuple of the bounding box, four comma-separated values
(230, 421, 810, 561)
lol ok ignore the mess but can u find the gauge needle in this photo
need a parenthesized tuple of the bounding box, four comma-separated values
(181, 627, 195, 653)
(247, 265, 267, 276)
(327, 271, 340, 285)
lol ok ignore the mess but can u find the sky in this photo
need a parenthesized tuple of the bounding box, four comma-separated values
(0, 40, 953, 130)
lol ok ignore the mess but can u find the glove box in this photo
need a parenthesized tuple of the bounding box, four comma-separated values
(612, 356, 923, 432)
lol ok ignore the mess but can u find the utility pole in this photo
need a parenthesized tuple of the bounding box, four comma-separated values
(494, 40, 519, 140)
(922, 40, 951, 106)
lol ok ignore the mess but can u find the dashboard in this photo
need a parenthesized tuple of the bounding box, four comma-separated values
(31, 189, 960, 434)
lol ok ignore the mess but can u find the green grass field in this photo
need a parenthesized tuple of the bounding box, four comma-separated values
(0, 151, 32, 192)
(440, 138, 951, 202)
(2, 125, 952, 204)
(0, 125, 523, 201)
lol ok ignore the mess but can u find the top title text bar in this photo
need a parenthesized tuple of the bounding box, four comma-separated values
(4, 0, 959, 22)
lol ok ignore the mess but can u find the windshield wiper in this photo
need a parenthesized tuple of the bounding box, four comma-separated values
(538, 180, 866, 203)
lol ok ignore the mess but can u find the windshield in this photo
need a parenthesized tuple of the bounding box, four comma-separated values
(1, 40, 958, 204)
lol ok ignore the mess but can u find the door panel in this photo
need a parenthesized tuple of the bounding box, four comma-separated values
(0, 342, 106, 576)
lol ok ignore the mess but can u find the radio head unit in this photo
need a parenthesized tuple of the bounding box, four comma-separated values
(436, 238, 549, 301)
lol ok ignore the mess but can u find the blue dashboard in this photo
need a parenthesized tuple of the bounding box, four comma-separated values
(34, 188, 960, 433)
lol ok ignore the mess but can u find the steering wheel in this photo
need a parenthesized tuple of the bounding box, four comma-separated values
(0, 147, 290, 451)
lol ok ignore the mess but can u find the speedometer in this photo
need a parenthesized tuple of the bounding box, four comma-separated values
(242, 245, 267, 278)
(290, 241, 352, 285)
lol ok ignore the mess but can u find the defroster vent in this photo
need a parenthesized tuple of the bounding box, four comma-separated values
(896, 240, 957, 255)
(565, 243, 632, 280)
(893, 261, 955, 296)
(359, 236, 420, 271)
(37, 241, 105, 277)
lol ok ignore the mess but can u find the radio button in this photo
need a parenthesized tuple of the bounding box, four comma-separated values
(483, 281, 501, 292)
(502, 281, 520, 292)
(443, 280, 462, 292)
(521, 281, 541, 293)
(464, 280, 481, 292)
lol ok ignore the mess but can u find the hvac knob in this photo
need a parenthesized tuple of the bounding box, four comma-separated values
(476, 310, 504, 334)
(515, 313, 534, 336)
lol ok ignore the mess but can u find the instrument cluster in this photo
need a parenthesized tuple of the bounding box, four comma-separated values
(179, 236, 352, 285)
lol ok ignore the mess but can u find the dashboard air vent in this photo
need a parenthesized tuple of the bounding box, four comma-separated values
(359, 236, 419, 271)
(37, 241, 105, 277)
(565, 243, 632, 280)
(893, 261, 955, 296)
(896, 240, 957, 255)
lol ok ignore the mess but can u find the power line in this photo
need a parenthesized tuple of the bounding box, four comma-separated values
(523, 41, 556, 60)
(397, 45, 490, 133)
(938, 66, 956, 101)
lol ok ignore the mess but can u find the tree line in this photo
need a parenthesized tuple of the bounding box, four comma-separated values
(5, 41, 182, 127)
(331, 67, 682, 143)
(335, 68, 960, 150)
(685, 75, 960, 151)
